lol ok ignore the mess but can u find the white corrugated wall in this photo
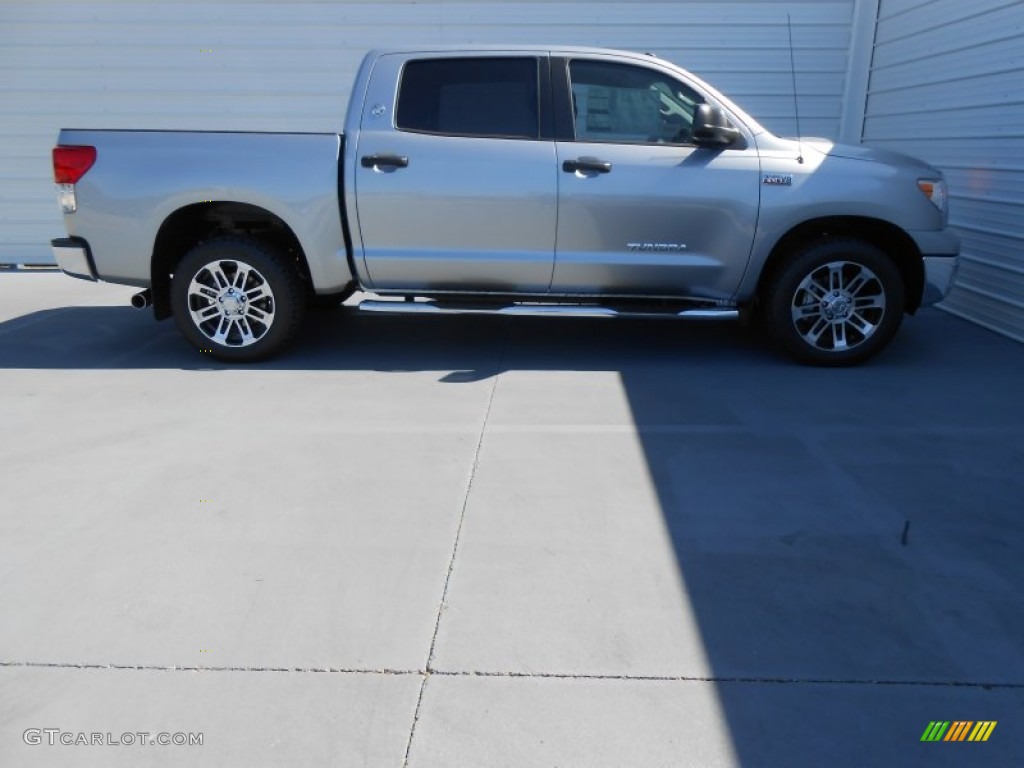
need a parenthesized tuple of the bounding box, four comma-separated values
(1, 0, 853, 264)
(863, 0, 1024, 342)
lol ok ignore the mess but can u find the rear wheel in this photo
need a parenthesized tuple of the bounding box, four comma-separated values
(763, 238, 904, 366)
(171, 237, 306, 362)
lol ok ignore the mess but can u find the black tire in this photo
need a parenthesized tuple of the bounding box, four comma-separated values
(763, 238, 905, 366)
(171, 236, 306, 362)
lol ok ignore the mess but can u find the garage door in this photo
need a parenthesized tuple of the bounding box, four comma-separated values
(863, 0, 1024, 341)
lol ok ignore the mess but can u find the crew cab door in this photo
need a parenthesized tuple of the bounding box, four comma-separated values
(552, 57, 760, 300)
(353, 54, 557, 293)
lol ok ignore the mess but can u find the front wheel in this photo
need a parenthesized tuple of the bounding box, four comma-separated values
(171, 237, 306, 362)
(763, 239, 905, 366)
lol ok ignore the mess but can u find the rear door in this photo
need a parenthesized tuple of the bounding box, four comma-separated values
(552, 56, 761, 300)
(354, 54, 557, 293)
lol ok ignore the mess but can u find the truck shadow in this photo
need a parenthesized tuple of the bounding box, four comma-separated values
(3, 304, 1023, 763)
(0, 304, 779, 373)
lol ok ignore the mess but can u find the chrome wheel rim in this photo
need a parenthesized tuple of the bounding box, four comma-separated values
(790, 260, 886, 352)
(187, 259, 275, 348)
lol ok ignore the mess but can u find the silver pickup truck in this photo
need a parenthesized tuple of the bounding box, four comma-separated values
(51, 46, 959, 365)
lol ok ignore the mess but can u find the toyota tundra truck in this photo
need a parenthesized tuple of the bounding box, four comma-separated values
(50, 46, 959, 365)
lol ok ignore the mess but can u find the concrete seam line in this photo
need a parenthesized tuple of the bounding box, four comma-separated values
(1, 662, 1019, 689)
(402, 320, 510, 768)
(0, 661, 419, 675)
(402, 674, 430, 768)
(428, 669, 1024, 689)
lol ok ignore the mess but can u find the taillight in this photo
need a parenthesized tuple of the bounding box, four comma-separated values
(53, 145, 96, 184)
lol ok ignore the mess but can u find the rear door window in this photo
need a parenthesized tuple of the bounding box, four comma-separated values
(396, 58, 540, 140)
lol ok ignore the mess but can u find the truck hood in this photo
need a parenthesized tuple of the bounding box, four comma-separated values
(802, 138, 937, 173)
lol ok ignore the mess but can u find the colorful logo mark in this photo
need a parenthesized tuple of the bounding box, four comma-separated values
(921, 721, 997, 742)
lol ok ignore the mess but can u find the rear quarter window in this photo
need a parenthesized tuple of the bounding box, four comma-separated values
(396, 58, 540, 140)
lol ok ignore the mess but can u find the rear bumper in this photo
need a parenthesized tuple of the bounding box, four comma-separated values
(51, 237, 97, 281)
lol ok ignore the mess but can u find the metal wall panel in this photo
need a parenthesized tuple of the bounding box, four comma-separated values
(1, 0, 852, 264)
(864, 0, 1024, 341)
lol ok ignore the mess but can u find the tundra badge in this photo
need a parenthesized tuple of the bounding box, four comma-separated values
(627, 243, 688, 252)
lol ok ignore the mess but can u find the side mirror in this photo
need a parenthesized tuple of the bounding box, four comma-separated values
(693, 104, 741, 147)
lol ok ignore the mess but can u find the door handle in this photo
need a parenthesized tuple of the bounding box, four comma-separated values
(563, 158, 612, 174)
(361, 154, 409, 169)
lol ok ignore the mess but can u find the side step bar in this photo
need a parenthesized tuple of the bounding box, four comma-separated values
(357, 299, 738, 321)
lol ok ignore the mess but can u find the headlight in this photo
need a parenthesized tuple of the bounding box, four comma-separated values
(917, 177, 947, 218)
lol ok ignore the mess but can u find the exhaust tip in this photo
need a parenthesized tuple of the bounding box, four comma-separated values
(131, 290, 152, 309)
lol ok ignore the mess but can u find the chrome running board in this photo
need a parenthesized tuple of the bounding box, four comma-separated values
(357, 299, 738, 321)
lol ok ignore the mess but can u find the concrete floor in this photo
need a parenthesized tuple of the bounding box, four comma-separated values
(1, 271, 1022, 767)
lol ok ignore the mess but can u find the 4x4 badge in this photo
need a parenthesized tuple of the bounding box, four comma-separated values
(763, 173, 793, 185)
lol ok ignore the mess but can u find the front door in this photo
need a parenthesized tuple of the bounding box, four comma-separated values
(553, 58, 761, 301)
(354, 54, 557, 294)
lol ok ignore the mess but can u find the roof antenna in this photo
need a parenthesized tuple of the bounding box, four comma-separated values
(787, 13, 805, 164)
